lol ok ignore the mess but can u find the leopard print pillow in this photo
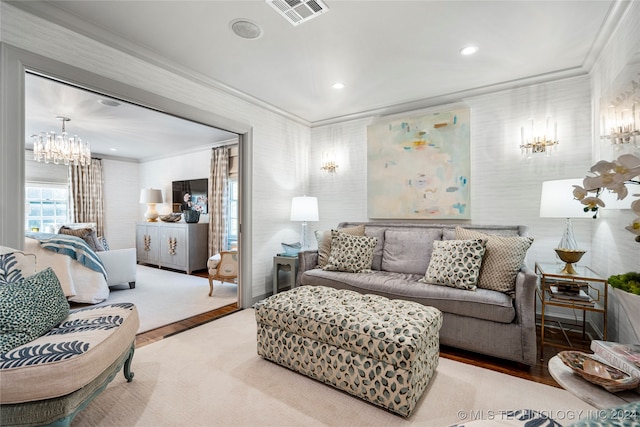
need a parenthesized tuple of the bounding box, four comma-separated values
(323, 230, 378, 273)
(0, 267, 69, 354)
(421, 238, 486, 290)
(315, 225, 365, 268)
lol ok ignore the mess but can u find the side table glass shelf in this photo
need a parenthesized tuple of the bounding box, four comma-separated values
(535, 262, 608, 361)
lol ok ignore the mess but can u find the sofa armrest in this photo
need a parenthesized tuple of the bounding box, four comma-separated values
(297, 250, 318, 286)
(514, 265, 537, 325)
(96, 248, 137, 287)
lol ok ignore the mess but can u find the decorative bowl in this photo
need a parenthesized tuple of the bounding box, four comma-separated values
(554, 249, 586, 264)
(554, 249, 586, 274)
(558, 350, 640, 393)
(159, 213, 182, 223)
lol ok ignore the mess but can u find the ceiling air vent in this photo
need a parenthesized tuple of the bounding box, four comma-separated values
(266, 0, 329, 26)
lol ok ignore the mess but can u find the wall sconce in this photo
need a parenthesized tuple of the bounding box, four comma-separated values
(321, 160, 338, 173)
(601, 103, 639, 148)
(519, 117, 558, 158)
(320, 153, 338, 173)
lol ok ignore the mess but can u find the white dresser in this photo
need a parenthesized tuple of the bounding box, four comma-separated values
(135, 222, 209, 274)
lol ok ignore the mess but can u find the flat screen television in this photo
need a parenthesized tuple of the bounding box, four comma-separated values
(172, 178, 208, 214)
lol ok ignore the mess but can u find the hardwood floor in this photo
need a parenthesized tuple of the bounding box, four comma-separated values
(134, 303, 593, 389)
(135, 303, 240, 347)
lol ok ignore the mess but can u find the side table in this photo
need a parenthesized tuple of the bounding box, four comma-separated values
(535, 262, 608, 361)
(273, 255, 298, 295)
(548, 355, 640, 409)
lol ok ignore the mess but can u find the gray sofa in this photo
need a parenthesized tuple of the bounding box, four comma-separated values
(297, 222, 537, 366)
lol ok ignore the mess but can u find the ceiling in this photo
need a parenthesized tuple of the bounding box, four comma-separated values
(17, 0, 620, 161)
(25, 73, 238, 162)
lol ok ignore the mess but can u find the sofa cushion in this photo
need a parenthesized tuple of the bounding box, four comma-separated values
(381, 229, 441, 275)
(422, 239, 487, 291)
(0, 251, 36, 285)
(362, 227, 385, 271)
(0, 303, 139, 404)
(0, 268, 70, 354)
(455, 227, 533, 293)
(323, 231, 377, 273)
(315, 224, 365, 268)
(300, 270, 516, 324)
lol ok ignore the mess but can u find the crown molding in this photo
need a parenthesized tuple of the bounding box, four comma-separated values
(310, 68, 589, 127)
(6, 1, 312, 128)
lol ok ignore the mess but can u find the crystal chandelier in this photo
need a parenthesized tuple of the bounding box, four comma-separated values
(33, 116, 91, 166)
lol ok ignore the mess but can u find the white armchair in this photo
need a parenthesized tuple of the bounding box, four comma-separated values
(96, 248, 137, 289)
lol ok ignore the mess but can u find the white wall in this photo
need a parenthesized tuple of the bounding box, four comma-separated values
(1, 3, 311, 306)
(310, 76, 594, 270)
(138, 149, 211, 222)
(102, 158, 139, 249)
(588, 1, 640, 343)
(589, 1, 640, 281)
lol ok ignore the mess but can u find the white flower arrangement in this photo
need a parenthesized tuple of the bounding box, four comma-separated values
(572, 154, 640, 242)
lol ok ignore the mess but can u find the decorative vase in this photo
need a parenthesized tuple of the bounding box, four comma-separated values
(183, 209, 200, 223)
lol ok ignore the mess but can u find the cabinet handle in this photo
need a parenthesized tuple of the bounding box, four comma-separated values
(144, 234, 151, 252)
(168, 237, 177, 255)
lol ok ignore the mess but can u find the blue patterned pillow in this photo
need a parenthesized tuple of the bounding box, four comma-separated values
(98, 236, 110, 251)
(0, 251, 36, 285)
(0, 268, 70, 354)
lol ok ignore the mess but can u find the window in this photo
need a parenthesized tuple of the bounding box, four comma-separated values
(25, 184, 68, 232)
(226, 178, 238, 250)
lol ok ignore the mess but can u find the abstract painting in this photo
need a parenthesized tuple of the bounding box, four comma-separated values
(367, 108, 471, 219)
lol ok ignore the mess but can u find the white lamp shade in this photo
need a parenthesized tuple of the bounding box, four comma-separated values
(290, 196, 319, 222)
(539, 179, 588, 218)
(140, 188, 163, 204)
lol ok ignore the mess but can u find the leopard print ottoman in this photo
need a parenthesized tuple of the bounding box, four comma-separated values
(255, 285, 442, 417)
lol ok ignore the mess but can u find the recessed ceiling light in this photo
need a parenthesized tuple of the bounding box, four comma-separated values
(230, 19, 262, 39)
(332, 82, 345, 89)
(460, 45, 479, 56)
(98, 99, 121, 107)
(109, 148, 117, 152)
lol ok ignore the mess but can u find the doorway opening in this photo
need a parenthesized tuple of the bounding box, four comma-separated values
(22, 67, 247, 315)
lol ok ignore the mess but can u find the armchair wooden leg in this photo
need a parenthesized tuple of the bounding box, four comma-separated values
(208, 275, 214, 297)
(128, 282, 135, 289)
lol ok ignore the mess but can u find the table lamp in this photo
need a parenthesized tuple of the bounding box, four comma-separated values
(539, 179, 588, 274)
(290, 196, 319, 250)
(140, 188, 163, 222)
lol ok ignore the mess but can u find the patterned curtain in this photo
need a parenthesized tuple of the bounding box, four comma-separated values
(68, 158, 105, 236)
(208, 146, 229, 256)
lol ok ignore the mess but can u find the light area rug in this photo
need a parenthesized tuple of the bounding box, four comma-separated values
(73, 309, 595, 427)
(100, 265, 237, 333)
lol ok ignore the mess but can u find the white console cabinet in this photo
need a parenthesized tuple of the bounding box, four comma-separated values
(136, 222, 208, 274)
